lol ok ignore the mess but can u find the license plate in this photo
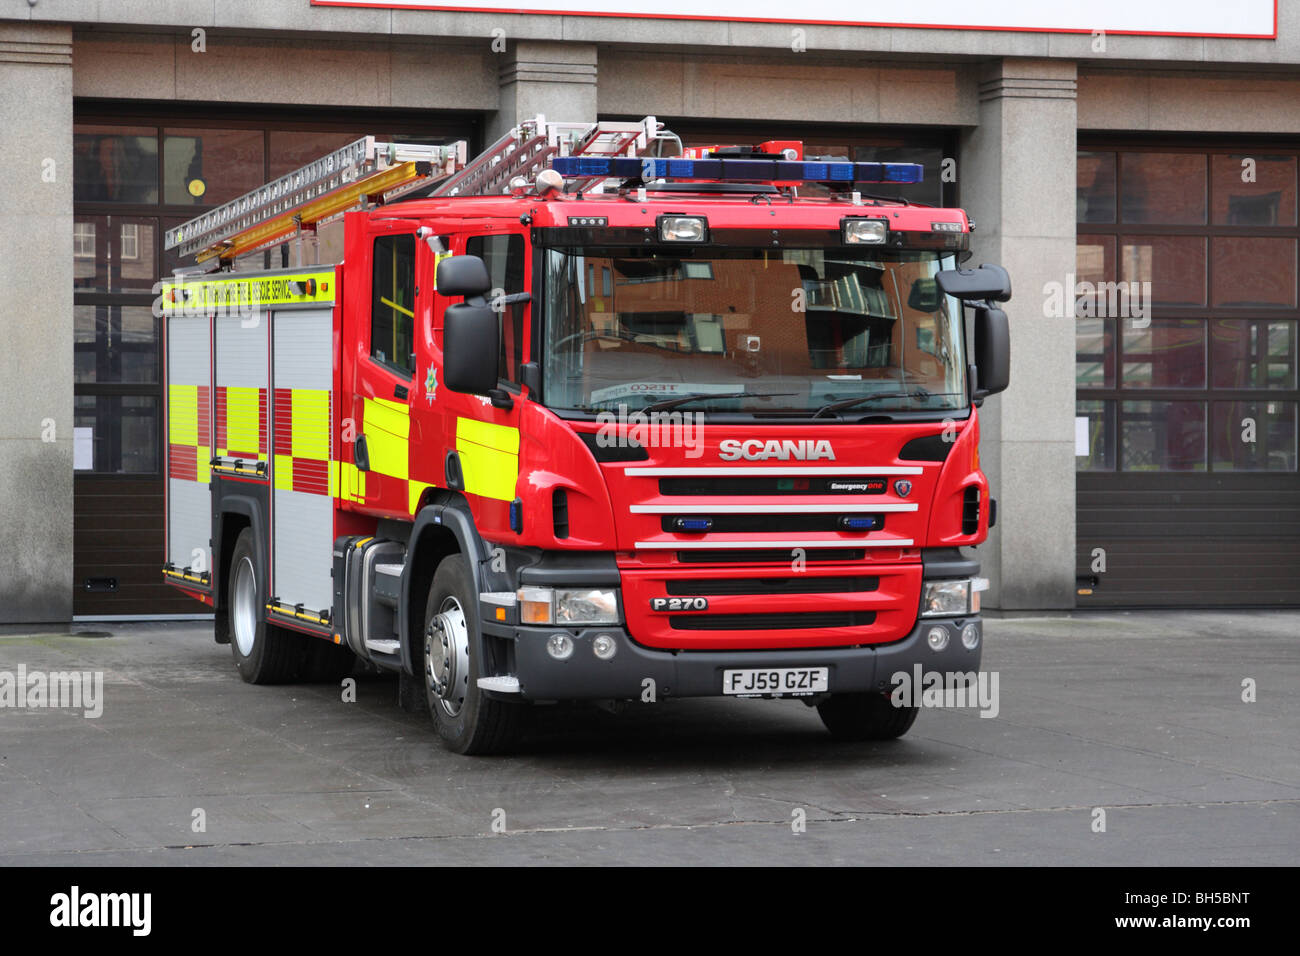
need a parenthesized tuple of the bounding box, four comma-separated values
(722, 667, 828, 696)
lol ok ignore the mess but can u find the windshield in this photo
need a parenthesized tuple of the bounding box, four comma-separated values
(539, 244, 967, 417)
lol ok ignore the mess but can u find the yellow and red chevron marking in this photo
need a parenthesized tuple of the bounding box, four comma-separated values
(215, 386, 268, 460)
(167, 384, 211, 483)
(273, 388, 333, 496)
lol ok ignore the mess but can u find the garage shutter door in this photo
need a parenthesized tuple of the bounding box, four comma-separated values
(1075, 143, 1300, 606)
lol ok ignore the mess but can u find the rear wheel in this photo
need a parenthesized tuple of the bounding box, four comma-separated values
(817, 692, 919, 741)
(423, 555, 522, 755)
(228, 528, 300, 684)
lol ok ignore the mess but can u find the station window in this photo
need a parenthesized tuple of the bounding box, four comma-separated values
(370, 234, 417, 376)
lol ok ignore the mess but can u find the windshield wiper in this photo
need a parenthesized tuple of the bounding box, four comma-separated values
(643, 391, 796, 413)
(812, 389, 939, 418)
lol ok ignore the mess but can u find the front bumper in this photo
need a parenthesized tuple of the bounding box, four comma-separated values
(503, 614, 982, 701)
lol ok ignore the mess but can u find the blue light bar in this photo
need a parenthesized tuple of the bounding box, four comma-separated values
(551, 156, 923, 184)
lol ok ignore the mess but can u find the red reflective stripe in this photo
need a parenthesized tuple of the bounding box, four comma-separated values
(168, 443, 197, 481)
(214, 387, 227, 449)
(292, 457, 330, 495)
(196, 385, 211, 447)
(258, 388, 268, 455)
(273, 387, 293, 457)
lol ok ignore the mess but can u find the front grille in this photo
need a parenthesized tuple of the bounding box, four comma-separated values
(670, 611, 876, 630)
(962, 486, 981, 535)
(661, 514, 884, 534)
(676, 548, 866, 563)
(660, 476, 888, 496)
(667, 576, 879, 596)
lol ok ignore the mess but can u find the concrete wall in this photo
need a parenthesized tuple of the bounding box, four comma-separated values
(8, 0, 1300, 67)
(0, 22, 73, 622)
(4, 1, 1300, 618)
(960, 59, 1080, 609)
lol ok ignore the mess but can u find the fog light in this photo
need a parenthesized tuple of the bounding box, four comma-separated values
(961, 623, 980, 650)
(546, 633, 574, 660)
(592, 634, 618, 660)
(926, 626, 949, 651)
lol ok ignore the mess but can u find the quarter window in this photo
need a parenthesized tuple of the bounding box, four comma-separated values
(371, 234, 417, 376)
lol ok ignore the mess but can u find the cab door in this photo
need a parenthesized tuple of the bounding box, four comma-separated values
(343, 220, 425, 519)
(409, 222, 531, 528)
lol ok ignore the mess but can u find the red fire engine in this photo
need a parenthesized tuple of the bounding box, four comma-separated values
(159, 116, 1011, 754)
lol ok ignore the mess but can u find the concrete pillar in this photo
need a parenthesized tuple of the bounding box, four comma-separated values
(959, 59, 1078, 610)
(487, 41, 597, 142)
(0, 23, 74, 623)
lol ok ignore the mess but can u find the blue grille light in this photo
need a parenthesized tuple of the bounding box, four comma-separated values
(674, 517, 713, 532)
(839, 515, 881, 531)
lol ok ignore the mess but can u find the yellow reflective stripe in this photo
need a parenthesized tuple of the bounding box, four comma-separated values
(456, 417, 520, 455)
(328, 459, 338, 498)
(197, 447, 211, 484)
(409, 480, 433, 515)
(225, 386, 262, 456)
(291, 389, 331, 461)
(161, 270, 335, 313)
(456, 417, 519, 502)
(362, 397, 409, 480)
(339, 460, 366, 501)
(274, 454, 294, 490)
(168, 384, 198, 446)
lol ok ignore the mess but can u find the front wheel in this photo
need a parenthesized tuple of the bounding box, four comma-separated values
(422, 555, 523, 755)
(817, 692, 919, 741)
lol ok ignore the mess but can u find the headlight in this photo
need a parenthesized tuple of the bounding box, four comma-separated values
(516, 587, 620, 625)
(920, 579, 973, 617)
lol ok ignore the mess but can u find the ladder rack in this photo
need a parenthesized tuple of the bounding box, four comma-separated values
(164, 117, 677, 266)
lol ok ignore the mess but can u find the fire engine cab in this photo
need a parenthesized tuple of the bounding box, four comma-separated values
(159, 116, 1011, 754)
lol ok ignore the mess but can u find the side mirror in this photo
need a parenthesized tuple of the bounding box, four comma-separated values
(973, 306, 1010, 399)
(436, 255, 492, 297)
(936, 263, 1012, 303)
(443, 303, 499, 395)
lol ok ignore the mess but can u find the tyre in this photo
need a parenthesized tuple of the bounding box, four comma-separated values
(227, 528, 300, 684)
(817, 692, 919, 741)
(422, 554, 522, 755)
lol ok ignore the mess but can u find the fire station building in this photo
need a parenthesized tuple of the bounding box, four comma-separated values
(2, 1, 1297, 622)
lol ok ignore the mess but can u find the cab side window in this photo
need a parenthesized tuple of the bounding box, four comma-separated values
(466, 234, 525, 388)
(370, 233, 416, 376)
